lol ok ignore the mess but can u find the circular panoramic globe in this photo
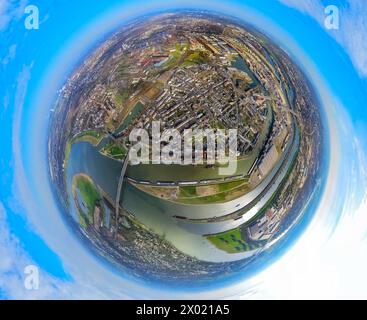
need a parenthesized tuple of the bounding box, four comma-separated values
(48, 11, 324, 284)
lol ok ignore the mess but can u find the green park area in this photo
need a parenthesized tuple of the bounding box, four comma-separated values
(161, 43, 190, 68)
(114, 90, 130, 107)
(72, 174, 101, 229)
(100, 141, 127, 161)
(177, 179, 250, 204)
(182, 51, 210, 67)
(206, 227, 259, 253)
(164, 43, 211, 68)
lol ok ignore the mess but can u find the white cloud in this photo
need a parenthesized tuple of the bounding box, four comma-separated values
(0, 200, 132, 299)
(0, 0, 28, 31)
(0, 201, 71, 299)
(280, 0, 367, 77)
(1, 44, 17, 65)
(0, 1, 12, 30)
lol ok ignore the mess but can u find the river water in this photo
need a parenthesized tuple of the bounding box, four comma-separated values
(67, 140, 257, 262)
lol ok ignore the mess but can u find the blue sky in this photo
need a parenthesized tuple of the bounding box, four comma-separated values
(0, 0, 367, 299)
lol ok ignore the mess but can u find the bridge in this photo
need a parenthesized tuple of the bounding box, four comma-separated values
(114, 150, 130, 237)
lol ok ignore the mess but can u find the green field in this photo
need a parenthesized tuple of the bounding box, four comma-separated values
(100, 142, 127, 160)
(176, 179, 250, 204)
(179, 186, 197, 197)
(206, 228, 259, 253)
(114, 90, 129, 107)
(217, 180, 245, 192)
(161, 42, 190, 69)
(182, 51, 209, 66)
(72, 174, 101, 228)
